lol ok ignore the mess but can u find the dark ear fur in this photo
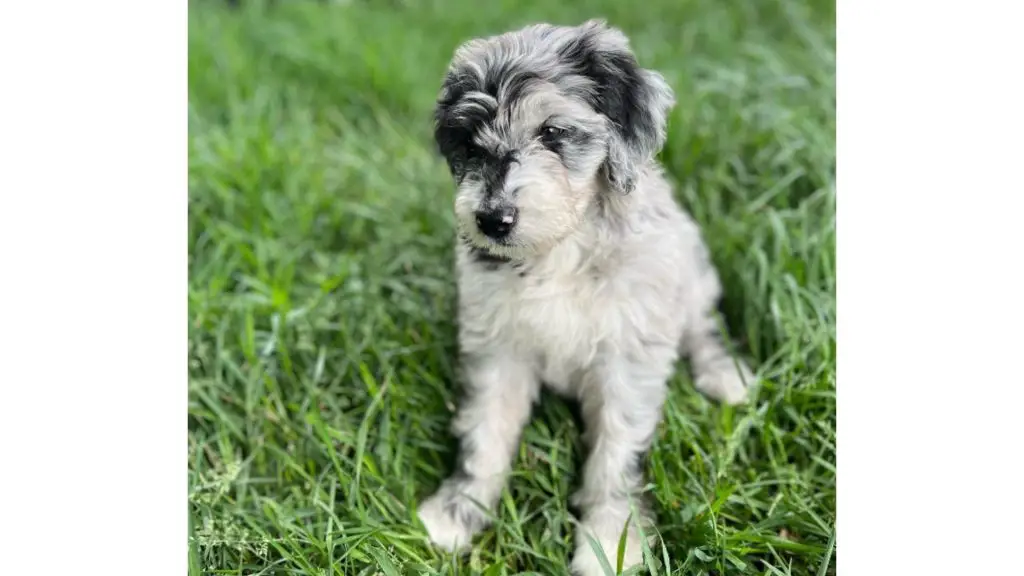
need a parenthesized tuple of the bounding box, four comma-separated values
(432, 71, 485, 179)
(562, 20, 675, 194)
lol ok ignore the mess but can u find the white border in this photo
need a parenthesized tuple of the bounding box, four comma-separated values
(840, 0, 1024, 574)
(2, 0, 1023, 574)
(1, 2, 185, 575)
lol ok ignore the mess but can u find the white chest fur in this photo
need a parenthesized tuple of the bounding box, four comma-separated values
(456, 231, 688, 395)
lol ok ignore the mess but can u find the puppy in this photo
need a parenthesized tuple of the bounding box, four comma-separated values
(417, 19, 754, 575)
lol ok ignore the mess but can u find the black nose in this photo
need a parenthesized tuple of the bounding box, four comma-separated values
(474, 207, 518, 240)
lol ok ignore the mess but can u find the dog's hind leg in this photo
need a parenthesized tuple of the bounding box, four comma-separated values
(682, 303, 754, 405)
(679, 246, 755, 405)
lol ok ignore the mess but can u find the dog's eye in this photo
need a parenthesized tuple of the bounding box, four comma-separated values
(540, 126, 567, 143)
(464, 143, 486, 160)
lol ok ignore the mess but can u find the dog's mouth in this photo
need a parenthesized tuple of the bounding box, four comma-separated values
(468, 244, 514, 264)
(457, 230, 524, 261)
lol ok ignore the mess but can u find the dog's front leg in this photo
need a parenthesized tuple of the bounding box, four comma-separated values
(570, 349, 671, 575)
(417, 351, 539, 553)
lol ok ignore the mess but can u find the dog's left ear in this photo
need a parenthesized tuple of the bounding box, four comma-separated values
(565, 20, 675, 194)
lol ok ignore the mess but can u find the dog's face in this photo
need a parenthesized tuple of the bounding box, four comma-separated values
(433, 20, 675, 259)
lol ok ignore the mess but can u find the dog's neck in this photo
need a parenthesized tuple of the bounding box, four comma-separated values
(591, 163, 660, 230)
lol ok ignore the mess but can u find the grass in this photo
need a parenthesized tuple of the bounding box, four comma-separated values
(187, 1, 836, 574)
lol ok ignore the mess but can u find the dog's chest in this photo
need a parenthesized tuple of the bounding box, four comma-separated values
(501, 271, 604, 389)
(469, 247, 655, 390)
(459, 238, 684, 393)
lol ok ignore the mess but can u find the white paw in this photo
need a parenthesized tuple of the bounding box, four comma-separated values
(416, 491, 475, 554)
(694, 358, 754, 405)
(571, 527, 645, 576)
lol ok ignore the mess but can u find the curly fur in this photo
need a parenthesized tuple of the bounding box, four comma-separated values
(417, 19, 755, 575)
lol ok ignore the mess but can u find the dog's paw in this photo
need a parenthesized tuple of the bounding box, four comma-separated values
(416, 486, 484, 554)
(694, 358, 754, 405)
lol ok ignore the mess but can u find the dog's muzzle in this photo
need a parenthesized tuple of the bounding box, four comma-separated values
(474, 206, 518, 240)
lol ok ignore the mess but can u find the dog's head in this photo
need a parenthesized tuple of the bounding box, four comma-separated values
(433, 20, 675, 259)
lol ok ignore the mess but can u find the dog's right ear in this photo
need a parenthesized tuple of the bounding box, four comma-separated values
(433, 65, 496, 181)
(433, 71, 472, 177)
(562, 20, 676, 194)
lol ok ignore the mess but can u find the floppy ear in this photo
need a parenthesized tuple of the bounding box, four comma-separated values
(564, 20, 676, 194)
(432, 71, 476, 178)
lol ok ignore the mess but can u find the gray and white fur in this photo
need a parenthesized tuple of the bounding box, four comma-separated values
(417, 20, 755, 575)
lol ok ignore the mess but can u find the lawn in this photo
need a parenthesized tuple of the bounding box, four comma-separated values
(187, 1, 836, 574)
